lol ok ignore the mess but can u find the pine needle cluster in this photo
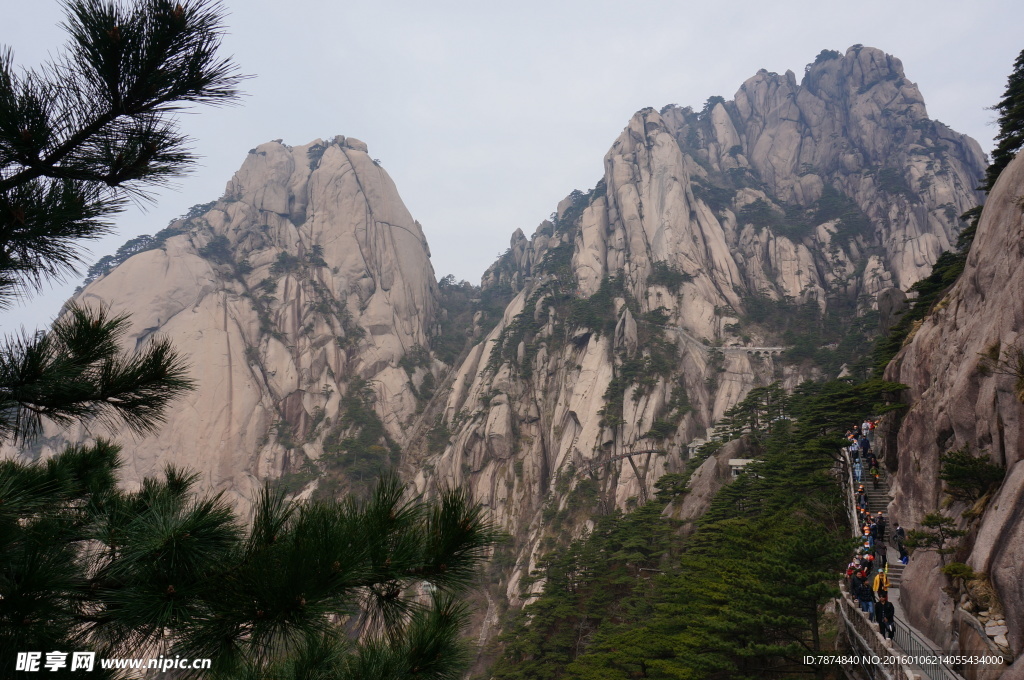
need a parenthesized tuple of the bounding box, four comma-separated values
(0, 445, 497, 679)
(984, 48, 1024, 192)
(0, 0, 247, 442)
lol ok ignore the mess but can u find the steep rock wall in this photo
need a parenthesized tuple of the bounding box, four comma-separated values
(30, 137, 439, 506)
(883, 152, 1024, 671)
(414, 46, 986, 602)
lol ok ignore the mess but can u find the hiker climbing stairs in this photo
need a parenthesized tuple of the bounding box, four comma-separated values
(865, 469, 904, 586)
(841, 429, 964, 680)
(852, 460, 906, 588)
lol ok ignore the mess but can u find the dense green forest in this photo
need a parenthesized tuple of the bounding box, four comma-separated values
(488, 379, 904, 680)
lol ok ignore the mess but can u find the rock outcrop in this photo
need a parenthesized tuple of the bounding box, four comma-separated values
(29, 137, 440, 507)
(883, 152, 1024, 672)
(411, 46, 986, 601)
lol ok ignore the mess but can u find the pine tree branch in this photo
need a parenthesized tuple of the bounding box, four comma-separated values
(0, 304, 194, 441)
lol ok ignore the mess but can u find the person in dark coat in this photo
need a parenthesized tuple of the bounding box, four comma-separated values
(848, 565, 863, 595)
(856, 577, 875, 621)
(877, 594, 896, 639)
(894, 523, 908, 563)
(876, 512, 887, 543)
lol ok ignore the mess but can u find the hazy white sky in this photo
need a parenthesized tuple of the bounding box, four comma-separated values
(3, 0, 1022, 330)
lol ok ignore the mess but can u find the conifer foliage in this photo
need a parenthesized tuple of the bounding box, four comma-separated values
(0, 0, 243, 302)
(0, 303, 191, 441)
(0, 446, 497, 679)
(491, 379, 903, 680)
(0, 0, 246, 441)
(984, 48, 1024, 192)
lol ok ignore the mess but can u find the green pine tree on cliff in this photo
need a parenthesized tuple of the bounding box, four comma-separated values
(984, 48, 1024, 191)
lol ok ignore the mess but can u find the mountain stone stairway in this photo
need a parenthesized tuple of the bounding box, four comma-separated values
(858, 464, 905, 587)
(845, 449, 964, 680)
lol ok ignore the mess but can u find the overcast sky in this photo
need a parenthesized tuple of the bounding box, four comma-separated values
(3, 0, 1022, 331)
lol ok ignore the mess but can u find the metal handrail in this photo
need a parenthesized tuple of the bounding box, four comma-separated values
(837, 591, 895, 680)
(891, 617, 966, 680)
(838, 439, 966, 680)
(840, 447, 861, 539)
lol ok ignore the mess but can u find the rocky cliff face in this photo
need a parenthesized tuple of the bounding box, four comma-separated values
(882, 152, 1024, 674)
(31, 136, 440, 506)
(409, 45, 986, 603)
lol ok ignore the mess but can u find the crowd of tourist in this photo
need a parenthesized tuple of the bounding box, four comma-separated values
(843, 419, 906, 642)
